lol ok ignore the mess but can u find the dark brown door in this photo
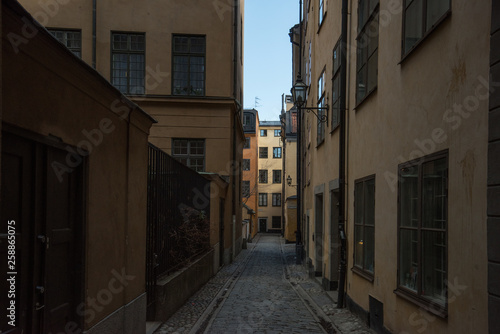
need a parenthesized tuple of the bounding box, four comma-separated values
(0, 131, 84, 333)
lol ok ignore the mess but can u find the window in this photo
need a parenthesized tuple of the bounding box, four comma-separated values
(244, 137, 250, 149)
(172, 35, 206, 96)
(274, 129, 281, 137)
(171, 139, 205, 172)
(242, 159, 250, 171)
(317, 70, 326, 144)
(259, 147, 268, 158)
(272, 193, 281, 207)
(49, 29, 81, 57)
(259, 170, 268, 184)
(258, 193, 268, 206)
(356, 0, 379, 104)
(354, 176, 375, 278)
(319, 0, 326, 26)
(243, 114, 251, 126)
(273, 147, 282, 158)
(332, 40, 341, 129)
(273, 170, 281, 184)
(242, 181, 250, 198)
(398, 152, 448, 311)
(272, 216, 281, 229)
(260, 129, 267, 137)
(111, 32, 145, 94)
(403, 0, 451, 56)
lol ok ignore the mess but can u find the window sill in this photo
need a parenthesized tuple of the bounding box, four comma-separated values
(317, 11, 327, 34)
(330, 123, 340, 135)
(394, 288, 448, 319)
(399, 11, 451, 65)
(354, 86, 377, 111)
(316, 138, 325, 148)
(351, 266, 374, 282)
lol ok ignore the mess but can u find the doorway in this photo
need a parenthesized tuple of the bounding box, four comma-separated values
(315, 194, 324, 276)
(0, 131, 85, 333)
(259, 218, 267, 233)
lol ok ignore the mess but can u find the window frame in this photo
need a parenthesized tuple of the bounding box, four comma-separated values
(319, 0, 327, 28)
(259, 170, 268, 184)
(272, 193, 282, 207)
(273, 170, 282, 184)
(259, 147, 268, 158)
(274, 129, 282, 137)
(111, 31, 146, 95)
(352, 175, 376, 281)
(260, 129, 268, 137)
(244, 137, 250, 149)
(242, 159, 250, 171)
(401, 0, 452, 60)
(273, 147, 282, 159)
(355, 0, 379, 106)
(172, 34, 206, 96)
(395, 150, 449, 318)
(242, 180, 250, 198)
(171, 138, 205, 172)
(331, 39, 342, 131)
(272, 216, 282, 228)
(258, 193, 268, 207)
(317, 69, 326, 145)
(48, 28, 82, 57)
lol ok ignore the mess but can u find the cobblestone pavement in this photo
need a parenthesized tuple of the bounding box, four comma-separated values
(155, 234, 375, 334)
(205, 235, 325, 334)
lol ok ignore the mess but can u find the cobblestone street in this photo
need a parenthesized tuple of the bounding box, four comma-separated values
(154, 234, 374, 334)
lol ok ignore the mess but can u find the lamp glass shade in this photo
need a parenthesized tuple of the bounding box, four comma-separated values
(291, 80, 307, 107)
(287, 175, 292, 186)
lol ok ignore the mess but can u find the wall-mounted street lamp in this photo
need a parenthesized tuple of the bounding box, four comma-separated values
(291, 78, 329, 123)
(286, 175, 298, 188)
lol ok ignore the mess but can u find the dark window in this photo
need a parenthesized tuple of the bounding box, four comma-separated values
(259, 147, 268, 158)
(260, 129, 267, 137)
(243, 114, 252, 126)
(172, 35, 206, 96)
(272, 193, 281, 207)
(272, 216, 281, 228)
(332, 40, 341, 129)
(403, 0, 451, 55)
(273, 147, 282, 158)
(242, 181, 250, 198)
(398, 152, 448, 310)
(354, 176, 375, 277)
(258, 193, 268, 206)
(259, 170, 268, 184)
(273, 170, 281, 184)
(111, 32, 145, 94)
(317, 70, 326, 143)
(274, 129, 281, 137)
(49, 29, 81, 57)
(356, 0, 379, 104)
(242, 159, 250, 171)
(171, 139, 205, 172)
(244, 137, 250, 149)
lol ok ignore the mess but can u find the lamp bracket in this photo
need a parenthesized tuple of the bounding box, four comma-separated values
(303, 105, 329, 123)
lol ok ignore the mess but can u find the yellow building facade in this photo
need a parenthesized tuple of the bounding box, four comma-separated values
(292, 0, 490, 332)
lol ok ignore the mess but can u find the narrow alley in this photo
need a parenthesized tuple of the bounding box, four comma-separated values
(154, 235, 374, 334)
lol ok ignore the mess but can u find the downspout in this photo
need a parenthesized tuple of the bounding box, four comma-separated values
(92, 0, 96, 69)
(281, 94, 286, 237)
(337, 0, 349, 309)
(231, 0, 240, 261)
(296, 0, 303, 264)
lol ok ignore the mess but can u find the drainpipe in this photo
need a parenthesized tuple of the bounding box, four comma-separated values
(296, 0, 304, 265)
(92, 0, 96, 69)
(231, 0, 240, 261)
(337, 0, 348, 309)
(281, 94, 286, 237)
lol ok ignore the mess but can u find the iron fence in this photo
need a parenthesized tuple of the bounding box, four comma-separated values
(146, 143, 211, 320)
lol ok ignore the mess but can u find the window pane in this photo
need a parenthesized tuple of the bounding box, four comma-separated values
(367, 51, 378, 93)
(422, 157, 447, 229)
(400, 165, 418, 228)
(404, 0, 424, 53)
(364, 178, 375, 226)
(354, 225, 364, 267)
(421, 230, 446, 306)
(364, 226, 375, 272)
(400, 228, 418, 292)
(358, 0, 368, 31)
(426, 0, 450, 31)
(357, 65, 366, 103)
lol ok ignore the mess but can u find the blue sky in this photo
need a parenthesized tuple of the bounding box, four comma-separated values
(244, 0, 299, 121)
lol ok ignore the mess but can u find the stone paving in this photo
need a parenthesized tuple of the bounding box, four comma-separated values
(205, 235, 325, 334)
(154, 234, 375, 334)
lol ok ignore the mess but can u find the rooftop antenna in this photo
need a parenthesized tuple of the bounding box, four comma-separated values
(254, 97, 261, 108)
